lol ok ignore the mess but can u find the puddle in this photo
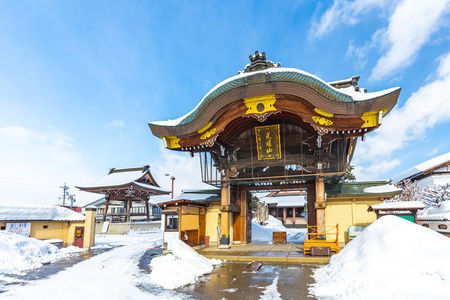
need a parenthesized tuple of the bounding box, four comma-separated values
(176, 263, 319, 300)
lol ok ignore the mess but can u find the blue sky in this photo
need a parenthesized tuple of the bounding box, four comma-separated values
(0, 0, 449, 206)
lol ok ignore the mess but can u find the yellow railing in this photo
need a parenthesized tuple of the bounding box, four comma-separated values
(303, 224, 340, 255)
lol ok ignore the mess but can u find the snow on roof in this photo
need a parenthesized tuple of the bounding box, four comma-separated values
(0, 205, 85, 221)
(81, 170, 145, 188)
(148, 195, 171, 205)
(150, 67, 399, 127)
(363, 184, 403, 194)
(393, 152, 450, 183)
(370, 201, 425, 210)
(77, 169, 169, 193)
(261, 194, 306, 207)
(418, 201, 450, 221)
(173, 193, 220, 202)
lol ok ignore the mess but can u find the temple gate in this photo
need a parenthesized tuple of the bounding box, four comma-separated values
(149, 51, 400, 248)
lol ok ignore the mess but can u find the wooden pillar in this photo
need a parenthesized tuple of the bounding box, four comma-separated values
(219, 181, 231, 249)
(103, 196, 110, 222)
(293, 207, 296, 225)
(126, 198, 131, 222)
(240, 188, 248, 244)
(145, 199, 150, 222)
(315, 176, 326, 237)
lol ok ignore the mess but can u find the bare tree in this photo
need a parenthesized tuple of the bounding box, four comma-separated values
(391, 179, 420, 202)
(421, 183, 450, 207)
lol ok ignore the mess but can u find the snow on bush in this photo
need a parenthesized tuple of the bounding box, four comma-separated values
(149, 239, 221, 289)
(252, 215, 306, 243)
(310, 215, 450, 299)
(0, 231, 85, 275)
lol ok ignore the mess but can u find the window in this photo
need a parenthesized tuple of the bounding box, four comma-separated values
(43, 225, 48, 229)
(165, 214, 179, 231)
(153, 206, 162, 215)
(422, 223, 429, 228)
(97, 209, 103, 215)
(277, 208, 283, 217)
(117, 207, 125, 214)
(111, 208, 116, 214)
(438, 224, 448, 230)
(287, 208, 293, 218)
(269, 208, 277, 217)
(295, 208, 303, 218)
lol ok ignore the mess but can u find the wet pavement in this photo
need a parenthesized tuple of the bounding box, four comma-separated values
(176, 262, 318, 300)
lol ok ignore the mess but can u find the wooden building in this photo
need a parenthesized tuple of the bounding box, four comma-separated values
(76, 165, 170, 223)
(149, 51, 401, 248)
(260, 191, 307, 228)
(159, 189, 221, 250)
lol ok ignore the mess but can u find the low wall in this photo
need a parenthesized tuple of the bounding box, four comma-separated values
(95, 221, 161, 235)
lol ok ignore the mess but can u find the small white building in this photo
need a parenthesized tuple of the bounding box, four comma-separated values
(394, 152, 450, 188)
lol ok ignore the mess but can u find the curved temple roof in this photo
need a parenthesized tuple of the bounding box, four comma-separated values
(149, 54, 401, 150)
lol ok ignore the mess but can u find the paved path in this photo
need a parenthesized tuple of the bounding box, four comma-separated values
(195, 243, 330, 264)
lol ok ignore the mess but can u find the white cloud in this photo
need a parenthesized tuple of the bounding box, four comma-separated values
(370, 0, 450, 81)
(104, 120, 126, 128)
(309, 0, 391, 40)
(0, 126, 97, 206)
(311, 0, 450, 81)
(353, 52, 450, 179)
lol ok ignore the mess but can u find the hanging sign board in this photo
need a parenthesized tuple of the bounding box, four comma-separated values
(255, 124, 282, 160)
(6, 223, 31, 237)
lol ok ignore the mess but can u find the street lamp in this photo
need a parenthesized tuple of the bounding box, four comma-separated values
(165, 173, 175, 199)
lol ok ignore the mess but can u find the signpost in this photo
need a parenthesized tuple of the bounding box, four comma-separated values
(6, 223, 31, 237)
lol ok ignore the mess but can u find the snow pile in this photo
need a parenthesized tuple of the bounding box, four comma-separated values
(149, 239, 221, 289)
(419, 200, 450, 220)
(0, 231, 85, 275)
(252, 215, 306, 243)
(310, 216, 450, 299)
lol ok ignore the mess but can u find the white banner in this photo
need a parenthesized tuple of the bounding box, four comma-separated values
(6, 223, 31, 237)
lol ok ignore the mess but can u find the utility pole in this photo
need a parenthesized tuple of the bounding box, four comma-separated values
(59, 183, 70, 207)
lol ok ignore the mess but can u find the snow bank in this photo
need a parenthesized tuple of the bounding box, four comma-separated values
(149, 239, 221, 289)
(252, 215, 306, 244)
(310, 216, 450, 299)
(0, 231, 85, 275)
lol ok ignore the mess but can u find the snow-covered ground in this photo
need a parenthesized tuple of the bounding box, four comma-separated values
(3, 215, 450, 299)
(252, 215, 307, 244)
(310, 215, 450, 300)
(0, 229, 189, 299)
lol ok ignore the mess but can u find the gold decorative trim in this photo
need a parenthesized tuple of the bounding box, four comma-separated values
(161, 136, 181, 149)
(200, 128, 216, 140)
(314, 108, 334, 118)
(244, 94, 277, 115)
(361, 108, 388, 128)
(198, 122, 213, 134)
(312, 116, 333, 126)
